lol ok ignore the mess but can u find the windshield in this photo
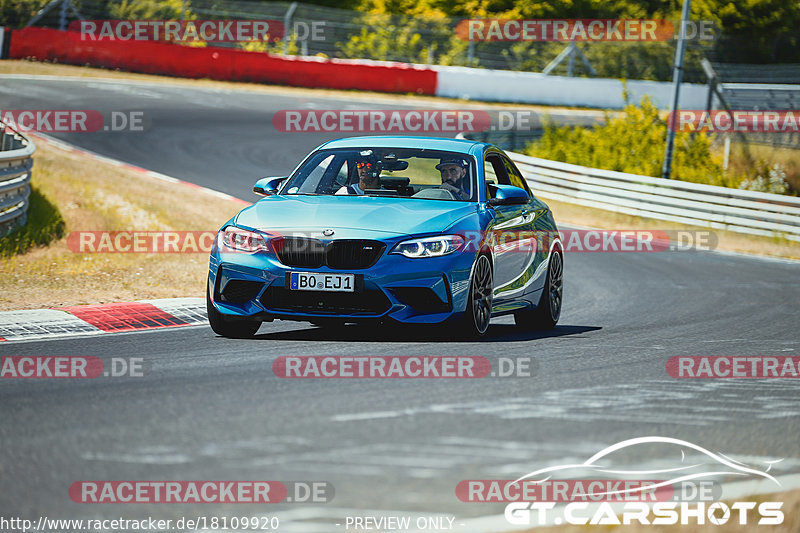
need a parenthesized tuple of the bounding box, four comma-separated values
(281, 148, 476, 202)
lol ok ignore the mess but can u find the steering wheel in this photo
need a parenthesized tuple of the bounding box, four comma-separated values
(412, 188, 457, 200)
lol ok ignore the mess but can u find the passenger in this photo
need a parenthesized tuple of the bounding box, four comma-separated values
(336, 155, 381, 195)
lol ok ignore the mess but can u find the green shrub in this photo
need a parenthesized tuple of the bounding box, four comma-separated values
(0, 0, 45, 28)
(108, 0, 188, 20)
(337, 21, 435, 63)
(525, 97, 738, 188)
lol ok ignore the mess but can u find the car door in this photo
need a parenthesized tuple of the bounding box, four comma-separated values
(484, 151, 537, 306)
(500, 153, 552, 301)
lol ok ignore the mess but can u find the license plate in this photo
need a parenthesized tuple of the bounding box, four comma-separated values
(289, 272, 355, 292)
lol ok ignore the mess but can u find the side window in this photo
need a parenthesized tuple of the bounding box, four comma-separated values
(484, 159, 498, 186)
(502, 156, 531, 194)
(296, 154, 334, 193)
(335, 160, 350, 187)
(484, 153, 510, 198)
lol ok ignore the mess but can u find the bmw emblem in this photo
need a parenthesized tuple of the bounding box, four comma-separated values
(322, 229, 335, 236)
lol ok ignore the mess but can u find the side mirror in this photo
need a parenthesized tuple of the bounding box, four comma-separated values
(253, 177, 287, 196)
(487, 184, 529, 206)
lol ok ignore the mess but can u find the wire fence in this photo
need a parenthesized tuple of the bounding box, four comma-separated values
(27, 0, 717, 83)
(24, 0, 799, 153)
(703, 62, 800, 149)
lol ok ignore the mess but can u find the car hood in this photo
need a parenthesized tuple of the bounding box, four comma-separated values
(235, 195, 476, 238)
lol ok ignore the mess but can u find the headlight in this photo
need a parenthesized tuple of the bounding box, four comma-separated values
(218, 226, 269, 253)
(391, 235, 464, 258)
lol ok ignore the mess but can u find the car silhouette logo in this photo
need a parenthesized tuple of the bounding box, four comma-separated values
(513, 436, 783, 499)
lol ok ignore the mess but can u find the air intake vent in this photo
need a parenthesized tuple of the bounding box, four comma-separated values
(390, 287, 451, 313)
(220, 280, 264, 304)
(261, 287, 391, 315)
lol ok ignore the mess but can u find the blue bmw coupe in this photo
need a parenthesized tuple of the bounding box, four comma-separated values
(207, 136, 563, 338)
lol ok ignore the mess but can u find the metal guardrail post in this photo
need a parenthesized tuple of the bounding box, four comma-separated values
(662, 0, 692, 180)
(705, 75, 716, 113)
(26, 0, 83, 27)
(542, 45, 572, 75)
(283, 2, 298, 55)
(59, 0, 68, 30)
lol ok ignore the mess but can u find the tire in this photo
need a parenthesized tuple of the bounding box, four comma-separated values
(515, 247, 563, 331)
(458, 254, 493, 338)
(206, 287, 262, 338)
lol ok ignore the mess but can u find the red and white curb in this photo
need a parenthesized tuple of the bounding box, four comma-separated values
(0, 298, 206, 342)
(0, 134, 243, 343)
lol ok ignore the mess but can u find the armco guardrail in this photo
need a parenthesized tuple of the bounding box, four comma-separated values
(508, 151, 800, 242)
(0, 124, 35, 236)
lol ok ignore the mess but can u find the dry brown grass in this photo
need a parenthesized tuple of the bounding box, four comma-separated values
(725, 142, 800, 193)
(515, 489, 800, 533)
(545, 198, 800, 260)
(0, 137, 245, 311)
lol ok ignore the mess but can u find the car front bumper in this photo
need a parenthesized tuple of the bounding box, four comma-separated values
(208, 247, 476, 324)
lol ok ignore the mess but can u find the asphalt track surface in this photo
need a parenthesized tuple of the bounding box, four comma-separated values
(1, 76, 799, 528)
(0, 76, 602, 199)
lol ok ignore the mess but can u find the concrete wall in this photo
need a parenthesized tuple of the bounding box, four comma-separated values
(434, 65, 708, 109)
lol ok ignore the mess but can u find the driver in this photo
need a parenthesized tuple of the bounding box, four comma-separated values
(336, 153, 382, 195)
(436, 158, 470, 200)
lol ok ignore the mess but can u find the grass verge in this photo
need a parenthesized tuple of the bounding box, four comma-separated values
(0, 137, 245, 311)
(547, 198, 800, 260)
